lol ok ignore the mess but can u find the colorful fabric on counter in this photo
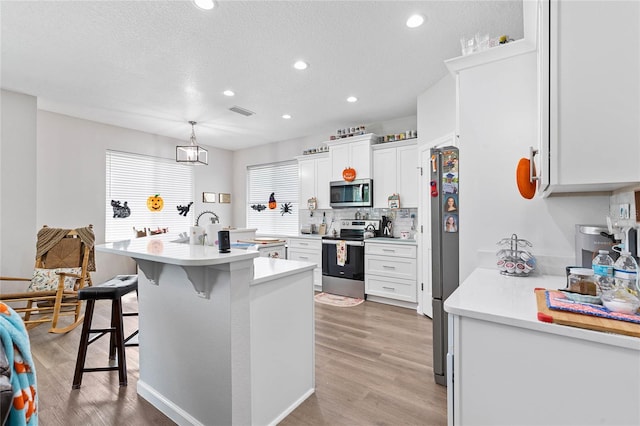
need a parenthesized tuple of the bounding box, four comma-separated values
(0, 302, 38, 426)
(336, 240, 347, 266)
(545, 290, 640, 324)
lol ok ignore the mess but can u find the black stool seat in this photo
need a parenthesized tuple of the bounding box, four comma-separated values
(72, 274, 138, 389)
(78, 275, 138, 300)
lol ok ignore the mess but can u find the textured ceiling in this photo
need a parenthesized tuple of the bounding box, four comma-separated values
(1, 1, 523, 151)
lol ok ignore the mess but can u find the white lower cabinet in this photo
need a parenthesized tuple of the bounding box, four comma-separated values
(365, 242, 417, 303)
(288, 238, 322, 289)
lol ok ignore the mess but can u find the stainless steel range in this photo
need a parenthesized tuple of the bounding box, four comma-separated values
(321, 219, 380, 299)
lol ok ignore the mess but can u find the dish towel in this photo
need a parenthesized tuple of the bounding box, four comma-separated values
(336, 240, 347, 266)
(0, 302, 38, 426)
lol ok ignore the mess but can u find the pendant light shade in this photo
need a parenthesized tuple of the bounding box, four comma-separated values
(176, 121, 208, 165)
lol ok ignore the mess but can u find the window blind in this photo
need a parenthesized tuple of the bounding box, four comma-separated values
(247, 161, 299, 236)
(105, 150, 194, 242)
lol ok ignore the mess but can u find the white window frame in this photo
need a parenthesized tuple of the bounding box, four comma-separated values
(105, 150, 194, 242)
(246, 161, 299, 236)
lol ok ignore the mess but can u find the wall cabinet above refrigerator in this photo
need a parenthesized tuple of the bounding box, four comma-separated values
(538, 0, 640, 196)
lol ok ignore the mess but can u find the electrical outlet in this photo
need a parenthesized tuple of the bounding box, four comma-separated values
(620, 203, 630, 220)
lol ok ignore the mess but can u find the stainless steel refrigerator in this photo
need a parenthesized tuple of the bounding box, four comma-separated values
(430, 146, 459, 386)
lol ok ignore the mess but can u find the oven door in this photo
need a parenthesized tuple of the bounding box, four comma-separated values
(321, 240, 365, 280)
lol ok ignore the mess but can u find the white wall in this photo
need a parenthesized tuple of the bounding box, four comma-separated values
(417, 73, 456, 143)
(457, 52, 609, 280)
(32, 111, 233, 284)
(232, 116, 417, 229)
(1, 90, 38, 277)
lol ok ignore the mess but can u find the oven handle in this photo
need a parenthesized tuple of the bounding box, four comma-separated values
(322, 240, 364, 247)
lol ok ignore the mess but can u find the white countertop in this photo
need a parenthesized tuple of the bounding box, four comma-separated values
(252, 257, 316, 285)
(292, 234, 324, 240)
(366, 237, 417, 245)
(96, 233, 259, 266)
(445, 267, 640, 350)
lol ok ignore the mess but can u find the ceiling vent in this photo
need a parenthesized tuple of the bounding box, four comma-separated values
(229, 106, 255, 117)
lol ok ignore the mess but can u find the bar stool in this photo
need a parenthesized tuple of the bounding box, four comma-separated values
(72, 275, 138, 389)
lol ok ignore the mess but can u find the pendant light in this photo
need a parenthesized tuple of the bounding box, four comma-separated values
(176, 121, 208, 165)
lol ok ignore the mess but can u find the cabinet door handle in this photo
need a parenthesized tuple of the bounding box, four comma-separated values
(383, 265, 396, 269)
(529, 146, 539, 183)
(300, 242, 309, 246)
(382, 248, 396, 253)
(382, 286, 396, 291)
(299, 256, 309, 260)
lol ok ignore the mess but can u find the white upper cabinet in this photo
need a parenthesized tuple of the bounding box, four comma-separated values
(327, 133, 378, 181)
(296, 153, 330, 209)
(539, 0, 640, 195)
(372, 141, 418, 208)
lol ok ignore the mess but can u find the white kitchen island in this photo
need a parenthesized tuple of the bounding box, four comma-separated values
(444, 268, 640, 426)
(96, 234, 316, 426)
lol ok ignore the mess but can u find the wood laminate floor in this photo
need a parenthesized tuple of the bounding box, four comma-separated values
(27, 294, 446, 425)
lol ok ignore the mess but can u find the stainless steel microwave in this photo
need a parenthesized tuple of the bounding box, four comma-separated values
(329, 179, 373, 208)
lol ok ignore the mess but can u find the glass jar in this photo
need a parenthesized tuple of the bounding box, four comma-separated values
(568, 268, 598, 295)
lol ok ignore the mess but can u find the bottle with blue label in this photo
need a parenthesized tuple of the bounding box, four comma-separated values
(613, 250, 639, 296)
(592, 249, 615, 293)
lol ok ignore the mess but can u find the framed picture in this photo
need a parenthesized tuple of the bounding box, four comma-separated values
(219, 193, 231, 204)
(388, 194, 400, 209)
(202, 192, 217, 203)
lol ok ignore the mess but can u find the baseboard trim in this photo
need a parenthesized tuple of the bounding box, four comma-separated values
(137, 380, 204, 426)
(265, 388, 315, 426)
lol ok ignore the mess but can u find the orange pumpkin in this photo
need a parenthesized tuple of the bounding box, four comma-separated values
(268, 192, 277, 209)
(342, 167, 356, 182)
(147, 194, 164, 212)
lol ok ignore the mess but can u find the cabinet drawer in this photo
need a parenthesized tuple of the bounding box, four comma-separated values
(365, 275, 416, 302)
(288, 250, 321, 266)
(365, 255, 416, 281)
(365, 243, 416, 258)
(288, 238, 321, 250)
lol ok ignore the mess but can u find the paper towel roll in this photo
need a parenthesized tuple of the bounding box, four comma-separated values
(205, 224, 222, 246)
(189, 226, 205, 245)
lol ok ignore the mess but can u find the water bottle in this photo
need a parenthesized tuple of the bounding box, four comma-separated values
(592, 249, 615, 293)
(613, 250, 639, 296)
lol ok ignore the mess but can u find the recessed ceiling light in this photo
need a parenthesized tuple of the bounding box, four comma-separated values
(406, 14, 425, 28)
(282, 114, 292, 119)
(346, 96, 358, 103)
(223, 90, 235, 97)
(194, 0, 215, 10)
(293, 60, 309, 70)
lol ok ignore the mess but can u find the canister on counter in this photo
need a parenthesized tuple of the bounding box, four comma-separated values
(568, 267, 598, 295)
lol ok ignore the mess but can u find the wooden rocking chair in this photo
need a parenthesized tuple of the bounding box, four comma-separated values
(0, 225, 95, 333)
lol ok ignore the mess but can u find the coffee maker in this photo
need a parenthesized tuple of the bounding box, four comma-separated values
(574, 225, 617, 267)
(381, 216, 393, 237)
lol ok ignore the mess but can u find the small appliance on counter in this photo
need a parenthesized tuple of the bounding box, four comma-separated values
(575, 224, 618, 267)
(496, 233, 536, 276)
(381, 216, 393, 237)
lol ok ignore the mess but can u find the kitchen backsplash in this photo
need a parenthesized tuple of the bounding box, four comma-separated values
(301, 208, 417, 238)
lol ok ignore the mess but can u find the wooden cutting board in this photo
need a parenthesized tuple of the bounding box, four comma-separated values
(535, 289, 640, 338)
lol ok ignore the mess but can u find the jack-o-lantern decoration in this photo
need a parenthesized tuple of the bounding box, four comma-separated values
(268, 192, 277, 209)
(342, 167, 356, 182)
(147, 194, 164, 212)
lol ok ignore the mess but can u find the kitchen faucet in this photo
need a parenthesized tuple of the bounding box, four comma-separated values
(195, 210, 220, 226)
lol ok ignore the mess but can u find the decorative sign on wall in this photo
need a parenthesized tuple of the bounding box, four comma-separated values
(307, 197, 317, 210)
(177, 201, 193, 216)
(219, 193, 231, 204)
(147, 194, 164, 212)
(111, 200, 131, 218)
(388, 193, 400, 209)
(202, 192, 217, 203)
